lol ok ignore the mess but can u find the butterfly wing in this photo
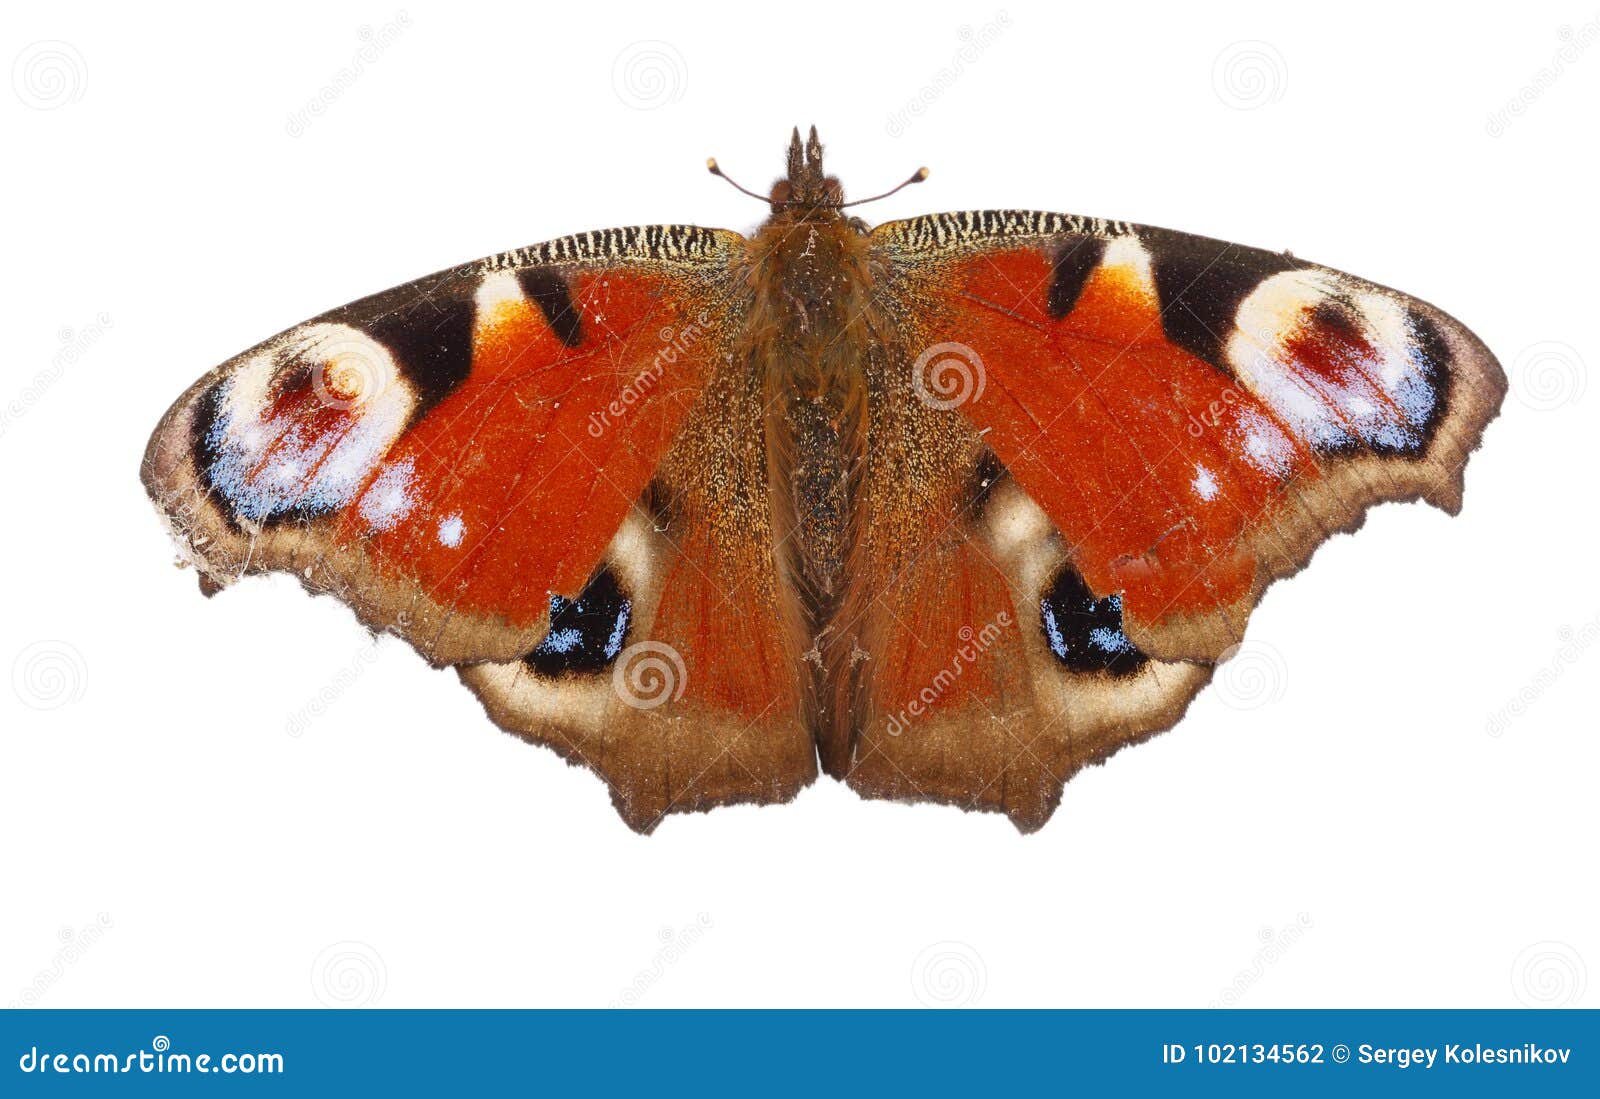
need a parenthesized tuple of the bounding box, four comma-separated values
(835, 211, 1504, 828)
(143, 226, 815, 830)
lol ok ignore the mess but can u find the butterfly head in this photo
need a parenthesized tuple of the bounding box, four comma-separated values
(770, 125, 845, 213)
(706, 129, 928, 218)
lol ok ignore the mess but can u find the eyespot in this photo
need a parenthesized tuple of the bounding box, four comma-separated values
(194, 323, 417, 526)
(1039, 565, 1148, 677)
(523, 568, 633, 676)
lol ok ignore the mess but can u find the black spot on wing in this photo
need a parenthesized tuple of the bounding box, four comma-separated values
(1310, 299, 1362, 342)
(1039, 565, 1148, 678)
(191, 382, 221, 480)
(1046, 236, 1106, 319)
(189, 381, 232, 519)
(1405, 308, 1454, 448)
(517, 268, 584, 349)
(349, 284, 477, 414)
(1146, 230, 1304, 370)
(640, 477, 680, 530)
(961, 449, 1008, 517)
(524, 567, 632, 677)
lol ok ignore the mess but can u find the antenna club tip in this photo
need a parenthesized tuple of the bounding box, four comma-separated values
(914, 166, 930, 181)
(706, 157, 721, 174)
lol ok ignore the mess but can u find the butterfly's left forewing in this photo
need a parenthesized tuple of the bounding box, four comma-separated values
(143, 226, 816, 830)
(839, 211, 1504, 829)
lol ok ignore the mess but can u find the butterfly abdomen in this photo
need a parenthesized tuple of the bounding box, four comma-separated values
(743, 211, 880, 748)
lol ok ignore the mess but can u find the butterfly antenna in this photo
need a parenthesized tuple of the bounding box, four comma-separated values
(836, 167, 930, 209)
(706, 158, 770, 204)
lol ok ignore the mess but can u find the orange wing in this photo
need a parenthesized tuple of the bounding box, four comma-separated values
(833, 212, 1503, 829)
(143, 226, 815, 830)
(888, 214, 1506, 661)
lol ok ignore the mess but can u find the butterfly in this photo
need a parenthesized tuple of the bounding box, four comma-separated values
(143, 127, 1505, 832)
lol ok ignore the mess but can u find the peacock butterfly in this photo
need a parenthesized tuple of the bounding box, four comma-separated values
(143, 127, 1505, 831)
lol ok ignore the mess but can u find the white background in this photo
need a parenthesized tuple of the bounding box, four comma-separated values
(2, 1, 1594, 1009)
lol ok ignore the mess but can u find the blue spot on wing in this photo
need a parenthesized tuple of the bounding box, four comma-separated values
(538, 627, 584, 655)
(1040, 571, 1147, 677)
(523, 568, 632, 676)
(1087, 624, 1138, 655)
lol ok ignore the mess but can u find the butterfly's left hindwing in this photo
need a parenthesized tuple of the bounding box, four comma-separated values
(836, 211, 1504, 829)
(143, 226, 817, 831)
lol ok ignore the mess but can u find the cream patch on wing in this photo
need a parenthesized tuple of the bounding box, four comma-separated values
(459, 504, 671, 741)
(201, 322, 418, 524)
(473, 269, 529, 328)
(977, 478, 1210, 760)
(1095, 235, 1159, 303)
